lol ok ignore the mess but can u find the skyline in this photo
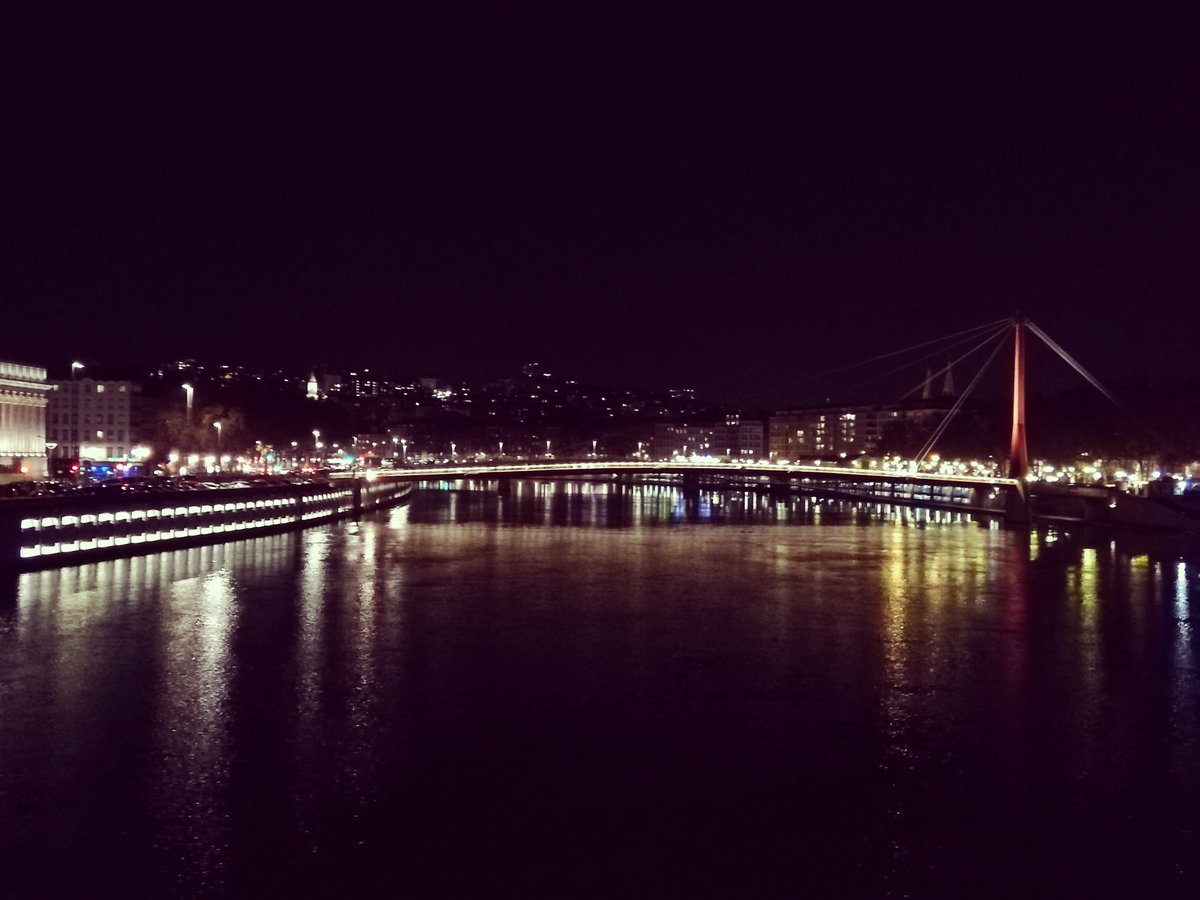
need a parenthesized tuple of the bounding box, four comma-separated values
(5, 13, 1199, 405)
(25, 310, 1197, 414)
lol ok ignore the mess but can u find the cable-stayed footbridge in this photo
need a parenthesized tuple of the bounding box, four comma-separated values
(368, 314, 1188, 529)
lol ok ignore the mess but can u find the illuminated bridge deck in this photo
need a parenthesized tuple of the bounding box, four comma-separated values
(377, 460, 1019, 492)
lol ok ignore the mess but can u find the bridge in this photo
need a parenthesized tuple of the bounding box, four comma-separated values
(357, 313, 1188, 530)
(359, 460, 1015, 515)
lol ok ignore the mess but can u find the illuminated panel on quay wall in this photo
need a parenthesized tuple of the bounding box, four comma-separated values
(0, 479, 411, 570)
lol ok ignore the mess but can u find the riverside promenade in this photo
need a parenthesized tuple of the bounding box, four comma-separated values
(0, 475, 412, 571)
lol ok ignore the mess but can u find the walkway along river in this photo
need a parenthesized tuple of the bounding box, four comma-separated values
(0, 476, 413, 571)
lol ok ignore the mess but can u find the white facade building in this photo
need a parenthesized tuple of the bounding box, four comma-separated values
(0, 361, 51, 479)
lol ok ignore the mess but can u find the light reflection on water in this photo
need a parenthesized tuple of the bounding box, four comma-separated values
(1, 483, 1199, 897)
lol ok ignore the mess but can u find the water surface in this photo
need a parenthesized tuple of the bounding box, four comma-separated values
(2, 482, 1198, 897)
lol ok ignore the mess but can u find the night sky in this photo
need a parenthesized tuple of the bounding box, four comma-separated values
(5, 12, 1198, 403)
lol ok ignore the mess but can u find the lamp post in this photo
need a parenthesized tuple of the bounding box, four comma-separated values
(401, 439, 407, 463)
(213, 421, 222, 454)
(70, 361, 84, 460)
(181, 383, 194, 459)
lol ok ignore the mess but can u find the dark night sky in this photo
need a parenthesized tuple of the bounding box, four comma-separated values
(4, 11, 1198, 403)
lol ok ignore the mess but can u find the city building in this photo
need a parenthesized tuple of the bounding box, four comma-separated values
(0, 361, 51, 480)
(651, 416, 766, 460)
(46, 377, 144, 464)
(352, 433, 392, 461)
(768, 400, 951, 460)
(306, 369, 345, 400)
(346, 371, 379, 398)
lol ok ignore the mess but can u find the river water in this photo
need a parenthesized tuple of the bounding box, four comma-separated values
(2, 480, 1198, 897)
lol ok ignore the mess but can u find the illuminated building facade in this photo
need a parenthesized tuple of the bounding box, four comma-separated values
(47, 378, 143, 463)
(651, 416, 766, 460)
(768, 402, 947, 460)
(306, 369, 344, 400)
(347, 371, 379, 398)
(0, 361, 51, 479)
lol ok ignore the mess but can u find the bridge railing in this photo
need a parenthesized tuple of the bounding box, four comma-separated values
(352, 460, 1019, 490)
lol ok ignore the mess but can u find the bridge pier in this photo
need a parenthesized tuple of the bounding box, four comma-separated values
(1004, 481, 1030, 527)
(768, 476, 792, 500)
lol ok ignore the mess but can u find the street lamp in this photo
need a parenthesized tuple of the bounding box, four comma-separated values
(182, 383, 193, 423)
(401, 439, 408, 462)
(70, 361, 84, 459)
(213, 421, 222, 454)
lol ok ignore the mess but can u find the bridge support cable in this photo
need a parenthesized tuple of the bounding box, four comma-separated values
(1024, 319, 1174, 453)
(844, 320, 1011, 403)
(912, 328, 1010, 465)
(1022, 319, 1169, 446)
(1024, 320, 1125, 408)
(893, 320, 1012, 404)
(789, 317, 1013, 401)
(823, 316, 1011, 375)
